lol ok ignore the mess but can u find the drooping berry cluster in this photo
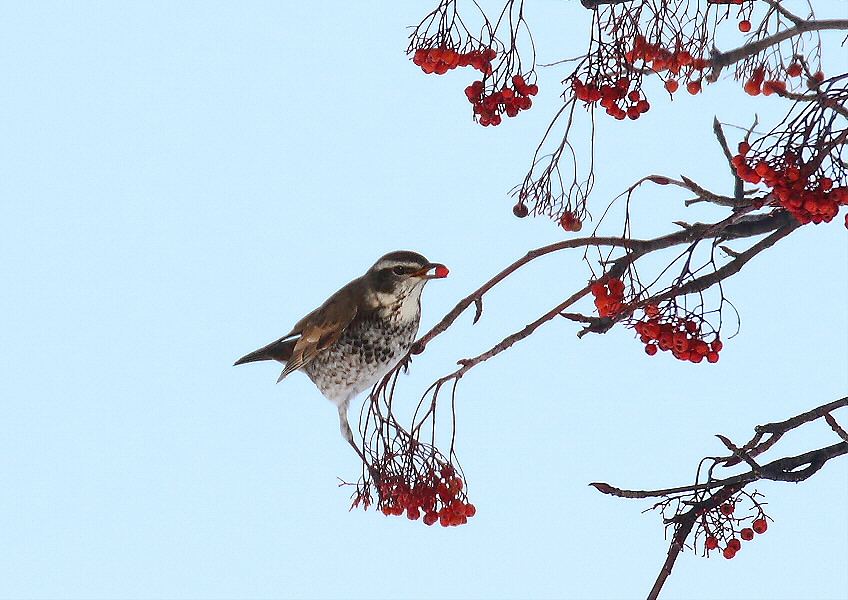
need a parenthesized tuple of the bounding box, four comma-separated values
(633, 304, 722, 363)
(375, 462, 476, 527)
(410, 45, 537, 127)
(741, 63, 820, 97)
(624, 36, 710, 97)
(743, 65, 782, 96)
(412, 47, 496, 75)
(698, 492, 771, 560)
(572, 76, 651, 120)
(591, 278, 626, 317)
(465, 74, 538, 126)
(732, 141, 847, 225)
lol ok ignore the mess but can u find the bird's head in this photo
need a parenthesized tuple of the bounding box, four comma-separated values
(364, 251, 448, 311)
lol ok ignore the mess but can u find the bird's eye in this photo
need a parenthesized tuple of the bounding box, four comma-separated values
(392, 266, 407, 276)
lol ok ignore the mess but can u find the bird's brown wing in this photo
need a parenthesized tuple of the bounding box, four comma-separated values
(274, 286, 359, 382)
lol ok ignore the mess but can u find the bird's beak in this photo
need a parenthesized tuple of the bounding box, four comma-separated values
(414, 263, 449, 279)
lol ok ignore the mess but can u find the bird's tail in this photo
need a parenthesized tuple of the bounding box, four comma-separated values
(234, 336, 297, 366)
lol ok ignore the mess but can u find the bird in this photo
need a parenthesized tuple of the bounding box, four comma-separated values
(234, 250, 449, 452)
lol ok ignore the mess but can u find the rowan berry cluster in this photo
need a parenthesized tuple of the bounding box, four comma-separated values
(732, 141, 847, 225)
(465, 74, 538, 126)
(412, 46, 496, 75)
(744, 63, 816, 98)
(624, 36, 710, 96)
(572, 76, 651, 120)
(700, 497, 770, 560)
(376, 462, 476, 527)
(742, 66, 782, 96)
(591, 278, 626, 317)
(634, 304, 722, 363)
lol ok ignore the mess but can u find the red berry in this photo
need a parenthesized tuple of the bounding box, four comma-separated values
(744, 79, 761, 96)
(762, 80, 787, 96)
(591, 282, 608, 297)
(449, 499, 465, 516)
(740, 527, 754, 541)
(434, 265, 450, 278)
(645, 343, 658, 356)
(752, 518, 768, 534)
(464, 503, 477, 517)
(739, 20, 751, 32)
(664, 79, 679, 93)
(786, 63, 802, 77)
(513, 203, 529, 218)
(705, 536, 719, 550)
(407, 507, 421, 520)
(720, 503, 735, 516)
(727, 538, 741, 551)
(687, 80, 702, 95)
(723, 547, 737, 559)
(423, 511, 438, 526)
(608, 278, 625, 296)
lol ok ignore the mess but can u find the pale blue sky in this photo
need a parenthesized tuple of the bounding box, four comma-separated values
(1, 2, 846, 599)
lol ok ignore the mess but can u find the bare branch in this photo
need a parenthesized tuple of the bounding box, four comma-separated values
(825, 413, 848, 443)
(592, 398, 848, 499)
(710, 18, 848, 78)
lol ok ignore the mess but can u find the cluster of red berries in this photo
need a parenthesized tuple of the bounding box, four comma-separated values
(743, 66, 783, 96)
(626, 36, 710, 75)
(634, 305, 722, 363)
(591, 278, 626, 317)
(465, 75, 538, 126)
(743, 62, 824, 97)
(377, 463, 476, 527)
(704, 502, 769, 560)
(732, 142, 847, 225)
(623, 36, 710, 96)
(572, 76, 651, 120)
(559, 211, 583, 232)
(412, 46, 496, 75)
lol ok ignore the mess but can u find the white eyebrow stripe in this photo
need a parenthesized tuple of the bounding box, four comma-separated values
(372, 259, 423, 271)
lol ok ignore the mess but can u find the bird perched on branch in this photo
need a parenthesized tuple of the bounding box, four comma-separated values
(235, 250, 449, 452)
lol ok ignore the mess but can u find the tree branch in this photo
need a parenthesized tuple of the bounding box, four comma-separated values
(710, 18, 848, 79)
(591, 399, 848, 499)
